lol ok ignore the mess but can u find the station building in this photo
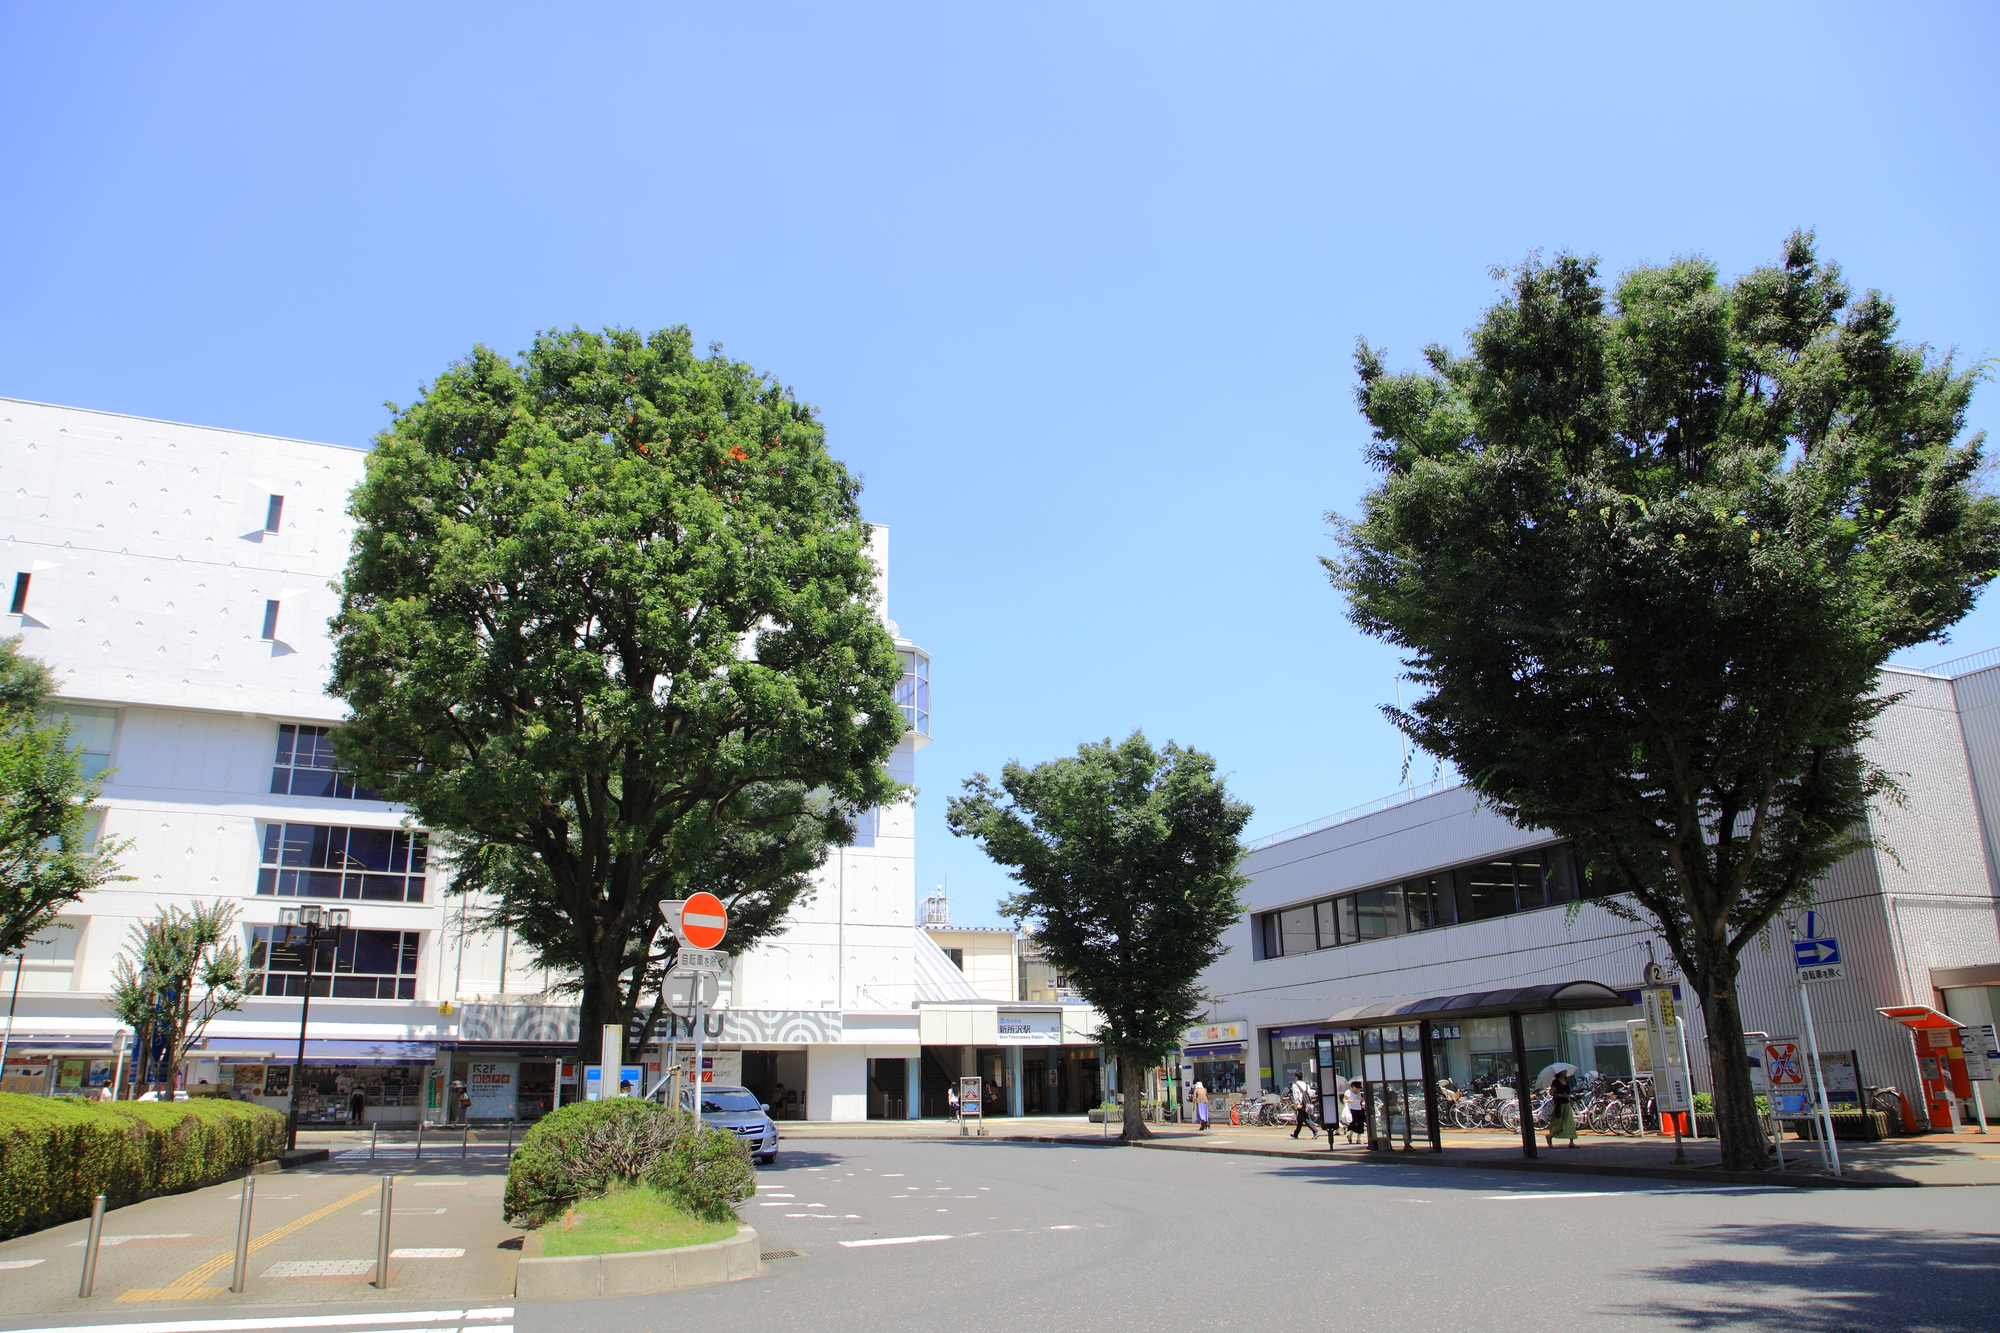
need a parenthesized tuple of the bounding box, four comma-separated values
(1195, 654, 2000, 1138)
(0, 397, 1109, 1123)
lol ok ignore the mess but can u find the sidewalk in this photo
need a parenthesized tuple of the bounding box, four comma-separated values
(747, 1114, 2000, 1187)
(0, 1148, 524, 1319)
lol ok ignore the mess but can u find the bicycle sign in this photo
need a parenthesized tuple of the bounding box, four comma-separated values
(1763, 1040, 1807, 1090)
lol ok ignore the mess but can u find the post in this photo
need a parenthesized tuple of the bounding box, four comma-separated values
(1797, 977, 1842, 1176)
(78, 1194, 106, 1297)
(414, 1117, 424, 1161)
(1509, 1012, 1537, 1159)
(229, 1174, 255, 1293)
(691, 991, 705, 1114)
(1418, 1023, 1442, 1153)
(372, 1175, 393, 1289)
(370, 1122, 379, 1161)
(460, 1122, 469, 1158)
(505, 1118, 515, 1156)
(109, 1029, 128, 1102)
(285, 921, 322, 1151)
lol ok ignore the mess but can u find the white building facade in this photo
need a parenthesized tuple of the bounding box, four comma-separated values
(0, 397, 944, 1123)
(1196, 656, 2000, 1138)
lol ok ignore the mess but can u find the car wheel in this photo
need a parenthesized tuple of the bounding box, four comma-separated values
(756, 1153, 776, 1165)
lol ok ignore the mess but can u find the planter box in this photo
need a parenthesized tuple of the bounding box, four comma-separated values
(1691, 1111, 1888, 1142)
(515, 1224, 761, 1300)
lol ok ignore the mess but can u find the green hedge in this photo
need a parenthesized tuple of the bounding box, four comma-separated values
(0, 1094, 286, 1239)
(505, 1098, 754, 1227)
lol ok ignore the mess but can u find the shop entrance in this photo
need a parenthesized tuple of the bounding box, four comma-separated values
(740, 1050, 807, 1119)
(867, 1058, 908, 1119)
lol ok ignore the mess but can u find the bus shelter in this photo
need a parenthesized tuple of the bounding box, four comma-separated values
(1321, 981, 1631, 1159)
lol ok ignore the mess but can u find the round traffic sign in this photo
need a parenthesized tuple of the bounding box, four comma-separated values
(680, 892, 728, 949)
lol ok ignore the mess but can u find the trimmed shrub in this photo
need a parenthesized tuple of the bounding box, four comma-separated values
(647, 1122, 756, 1223)
(504, 1097, 698, 1226)
(0, 1094, 286, 1239)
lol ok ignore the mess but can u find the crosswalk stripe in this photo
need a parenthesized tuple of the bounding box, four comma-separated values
(13, 1306, 514, 1333)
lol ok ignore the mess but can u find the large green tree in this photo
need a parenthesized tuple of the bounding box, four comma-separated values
(0, 637, 127, 957)
(1331, 233, 2000, 1169)
(330, 326, 905, 1068)
(948, 732, 1250, 1140)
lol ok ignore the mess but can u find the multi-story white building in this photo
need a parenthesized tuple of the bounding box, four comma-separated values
(0, 397, 975, 1123)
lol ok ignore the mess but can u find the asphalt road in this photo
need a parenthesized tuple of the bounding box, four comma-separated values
(2, 1139, 1991, 1333)
(535, 1138, 1996, 1333)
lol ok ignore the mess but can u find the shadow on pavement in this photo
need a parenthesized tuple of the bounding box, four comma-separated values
(1611, 1221, 2000, 1332)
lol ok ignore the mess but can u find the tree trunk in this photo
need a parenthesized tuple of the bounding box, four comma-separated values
(578, 971, 618, 1069)
(1117, 1051, 1152, 1141)
(1695, 961, 1770, 1171)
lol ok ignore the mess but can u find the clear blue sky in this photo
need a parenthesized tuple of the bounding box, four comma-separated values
(4, 4, 1996, 927)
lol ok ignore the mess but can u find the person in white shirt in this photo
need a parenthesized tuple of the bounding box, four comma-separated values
(1289, 1075, 1319, 1139)
(1343, 1082, 1366, 1143)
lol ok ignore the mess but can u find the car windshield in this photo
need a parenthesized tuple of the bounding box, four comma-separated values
(701, 1089, 762, 1114)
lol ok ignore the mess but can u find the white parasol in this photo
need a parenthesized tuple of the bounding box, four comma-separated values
(1534, 1062, 1580, 1091)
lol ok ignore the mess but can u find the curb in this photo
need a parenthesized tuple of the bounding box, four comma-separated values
(1125, 1139, 1971, 1188)
(514, 1224, 761, 1299)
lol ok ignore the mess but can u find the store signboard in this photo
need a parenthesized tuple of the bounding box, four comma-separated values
(1180, 1020, 1247, 1046)
(583, 1064, 646, 1100)
(959, 1075, 983, 1118)
(997, 1012, 1062, 1044)
(468, 1061, 518, 1119)
(674, 1050, 743, 1088)
(1961, 1026, 1995, 1082)
(1642, 987, 1693, 1114)
(263, 1065, 292, 1097)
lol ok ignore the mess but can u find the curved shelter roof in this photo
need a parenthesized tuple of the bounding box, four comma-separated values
(1325, 981, 1628, 1027)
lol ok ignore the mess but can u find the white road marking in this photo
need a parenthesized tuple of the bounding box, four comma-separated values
(392, 1249, 466, 1259)
(0, 1260, 44, 1269)
(13, 1308, 515, 1333)
(881, 1174, 904, 1177)
(365, 1208, 449, 1215)
(839, 1235, 952, 1247)
(1483, 1186, 1784, 1200)
(69, 1234, 193, 1246)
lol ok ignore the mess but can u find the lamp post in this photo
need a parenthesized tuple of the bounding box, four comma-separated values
(280, 906, 350, 1150)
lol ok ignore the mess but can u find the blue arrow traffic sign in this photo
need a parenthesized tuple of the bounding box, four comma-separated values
(1793, 937, 1841, 968)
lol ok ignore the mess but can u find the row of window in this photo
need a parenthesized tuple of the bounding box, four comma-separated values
(258, 821, 429, 903)
(1256, 844, 1608, 959)
(272, 724, 379, 800)
(245, 925, 419, 999)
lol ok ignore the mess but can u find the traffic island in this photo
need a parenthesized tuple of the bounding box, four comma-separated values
(514, 1224, 761, 1299)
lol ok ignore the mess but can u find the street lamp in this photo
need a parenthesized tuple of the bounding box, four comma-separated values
(279, 905, 350, 1149)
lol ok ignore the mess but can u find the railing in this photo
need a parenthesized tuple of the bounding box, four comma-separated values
(1903, 644, 2000, 678)
(1243, 774, 1462, 853)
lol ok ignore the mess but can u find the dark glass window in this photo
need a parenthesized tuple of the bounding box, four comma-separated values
(271, 724, 379, 800)
(1314, 899, 1341, 949)
(1454, 862, 1517, 922)
(245, 926, 419, 1000)
(256, 822, 427, 903)
(1279, 906, 1318, 956)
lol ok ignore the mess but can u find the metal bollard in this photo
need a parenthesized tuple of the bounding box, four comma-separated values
(77, 1194, 106, 1297)
(461, 1122, 470, 1158)
(229, 1174, 256, 1293)
(372, 1175, 393, 1289)
(370, 1122, 379, 1160)
(414, 1118, 424, 1161)
(505, 1118, 515, 1156)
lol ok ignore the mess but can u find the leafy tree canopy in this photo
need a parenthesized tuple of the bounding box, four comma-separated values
(1330, 232, 2000, 1167)
(108, 900, 246, 1094)
(948, 732, 1249, 1140)
(330, 326, 906, 1065)
(0, 637, 128, 957)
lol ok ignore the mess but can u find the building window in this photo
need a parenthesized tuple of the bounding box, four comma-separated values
(261, 600, 281, 641)
(41, 705, 116, 779)
(257, 822, 428, 903)
(271, 724, 378, 800)
(9, 573, 28, 615)
(1254, 842, 1599, 958)
(945, 948, 964, 970)
(895, 649, 929, 735)
(265, 495, 284, 533)
(247, 925, 418, 999)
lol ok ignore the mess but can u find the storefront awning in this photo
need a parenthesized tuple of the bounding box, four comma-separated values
(1184, 1042, 1245, 1057)
(201, 1038, 436, 1064)
(1324, 981, 1630, 1027)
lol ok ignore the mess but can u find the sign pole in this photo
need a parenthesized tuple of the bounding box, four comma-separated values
(1796, 975, 1841, 1175)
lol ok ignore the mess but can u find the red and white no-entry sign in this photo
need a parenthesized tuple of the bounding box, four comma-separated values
(678, 892, 728, 949)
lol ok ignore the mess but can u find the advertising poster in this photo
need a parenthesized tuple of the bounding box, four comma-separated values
(468, 1061, 518, 1119)
(263, 1065, 292, 1097)
(233, 1065, 266, 1096)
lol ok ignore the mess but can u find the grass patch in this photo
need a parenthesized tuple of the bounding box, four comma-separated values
(537, 1184, 738, 1257)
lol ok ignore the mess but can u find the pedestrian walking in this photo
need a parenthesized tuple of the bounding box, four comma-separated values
(1289, 1073, 1318, 1139)
(1344, 1081, 1365, 1143)
(349, 1088, 367, 1124)
(947, 1084, 959, 1119)
(1546, 1068, 1578, 1148)
(1192, 1081, 1211, 1130)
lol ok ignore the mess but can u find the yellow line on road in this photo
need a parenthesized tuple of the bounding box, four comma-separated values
(116, 1183, 382, 1301)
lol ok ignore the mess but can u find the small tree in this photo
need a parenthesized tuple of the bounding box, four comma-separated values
(108, 900, 247, 1093)
(330, 327, 905, 1068)
(1331, 233, 2000, 1169)
(948, 733, 1250, 1140)
(0, 637, 127, 957)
